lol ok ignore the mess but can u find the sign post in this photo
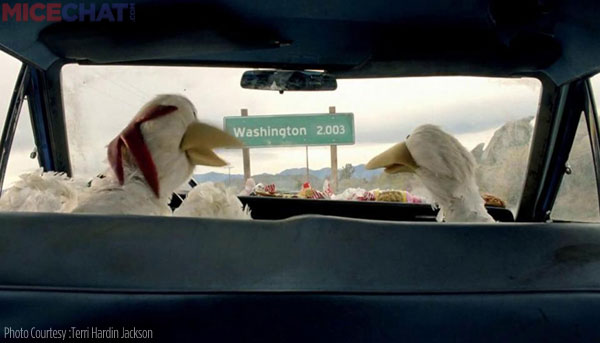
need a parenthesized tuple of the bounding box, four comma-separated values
(241, 109, 251, 181)
(305, 146, 309, 182)
(329, 106, 338, 192)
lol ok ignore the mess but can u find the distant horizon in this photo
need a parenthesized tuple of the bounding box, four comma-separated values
(194, 163, 370, 177)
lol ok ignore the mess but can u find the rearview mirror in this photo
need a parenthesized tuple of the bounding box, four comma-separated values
(240, 70, 337, 92)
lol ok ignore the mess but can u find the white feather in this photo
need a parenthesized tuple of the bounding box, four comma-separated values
(139, 95, 196, 199)
(72, 167, 172, 216)
(174, 182, 251, 219)
(407, 125, 494, 223)
(0, 168, 86, 213)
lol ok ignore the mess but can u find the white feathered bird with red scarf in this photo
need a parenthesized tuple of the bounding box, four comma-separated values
(1, 94, 249, 219)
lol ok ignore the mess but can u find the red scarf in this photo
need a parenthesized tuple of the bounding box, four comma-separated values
(107, 104, 178, 198)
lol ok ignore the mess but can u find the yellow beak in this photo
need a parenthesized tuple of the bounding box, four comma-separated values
(180, 122, 243, 166)
(365, 141, 418, 174)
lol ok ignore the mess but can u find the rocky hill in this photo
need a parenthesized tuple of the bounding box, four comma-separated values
(474, 117, 534, 211)
(473, 116, 598, 221)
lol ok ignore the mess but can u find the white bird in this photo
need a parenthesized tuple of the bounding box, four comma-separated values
(366, 124, 494, 222)
(174, 182, 251, 219)
(0, 94, 245, 218)
(72, 94, 243, 216)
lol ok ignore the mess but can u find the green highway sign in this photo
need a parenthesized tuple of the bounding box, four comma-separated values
(223, 113, 355, 147)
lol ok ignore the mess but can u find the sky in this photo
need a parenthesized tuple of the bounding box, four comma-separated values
(0, 51, 544, 184)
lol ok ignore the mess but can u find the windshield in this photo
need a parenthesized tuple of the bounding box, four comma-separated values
(60, 65, 541, 213)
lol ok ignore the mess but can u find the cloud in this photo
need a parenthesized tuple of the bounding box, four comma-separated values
(2, 56, 545, 179)
(353, 94, 539, 144)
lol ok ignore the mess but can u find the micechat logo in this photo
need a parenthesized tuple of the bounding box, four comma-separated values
(1, 2, 136, 22)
